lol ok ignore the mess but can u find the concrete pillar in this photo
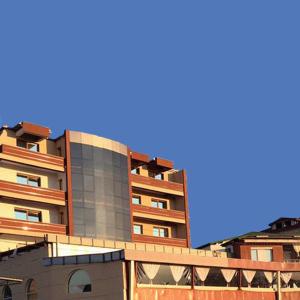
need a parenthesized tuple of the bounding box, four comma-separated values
(130, 260, 135, 300)
(277, 271, 282, 300)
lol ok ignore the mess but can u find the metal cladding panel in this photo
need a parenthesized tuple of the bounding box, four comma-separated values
(135, 288, 278, 300)
(70, 142, 131, 241)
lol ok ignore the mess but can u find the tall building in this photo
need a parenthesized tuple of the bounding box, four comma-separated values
(0, 121, 190, 252)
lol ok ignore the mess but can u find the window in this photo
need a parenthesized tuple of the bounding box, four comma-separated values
(133, 224, 143, 235)
(68, 270, 91, 294)
(151, 199, 167, 209)
(132, 195, 141, 205)
(17, 174, 40, 187)
(153, 227, 168, 238)
(154, 173, 164, 180)
(2, 286, 12, 300)
(17, 140, 39, 152)
(26, 279, 37, 300)
(149, 172, 164, 180)
(131, 168, 140, 175)
(251, 248, 273, 262)
(15, 209, 42, 223)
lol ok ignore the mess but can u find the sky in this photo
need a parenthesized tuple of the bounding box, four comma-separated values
(1, 1, 300, 247)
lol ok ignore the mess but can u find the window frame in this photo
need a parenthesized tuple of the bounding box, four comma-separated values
(132, 195, 141, 205)
(131, 168, 140, 175)
(68, 270, 92, 294)
(17, 174, 41, 187)
(133, 224, 143, 235)
(14, 208, 42, 223)
(250, 248, 273, 262)
(151, 199, 167, 209)
(2, 285, 12, 300)
(17, 140, 39, 152)
(153, 226, 169, 238)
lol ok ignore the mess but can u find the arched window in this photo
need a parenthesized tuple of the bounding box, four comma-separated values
(26, 279, 37, 300)
(2, 286, 12, 300)
(68, 270, 91, 294)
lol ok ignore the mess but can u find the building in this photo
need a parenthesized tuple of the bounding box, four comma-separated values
(1, 234, 300, 300)
(198, 217, 300, 263)
(0, 121, 190, 252)
(1, 121, 300, 300)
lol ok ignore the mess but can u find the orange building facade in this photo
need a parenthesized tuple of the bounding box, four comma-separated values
(0, 121, 190, 251)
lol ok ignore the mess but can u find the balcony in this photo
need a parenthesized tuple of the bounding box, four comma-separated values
(0, 180, 66, 206)
(0, 144, 64, 172)
(131, 174, 184, 196)
(0, 217, 66, 236)
(132, 204, 186, 224)
(133, 233, 187, 247)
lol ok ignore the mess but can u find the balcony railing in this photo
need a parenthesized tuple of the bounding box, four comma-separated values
(0, 180, 66, 206)
(285, 259, 300, 263)
(0, 217, 66, 235)
(133, 233, 187, 247)
(131, 174, 184, 195)
(132, 204, 185, 222)
(0, 144, 64, 172)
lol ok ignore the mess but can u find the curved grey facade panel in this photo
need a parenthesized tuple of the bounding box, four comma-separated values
(70, 142, 131, 241)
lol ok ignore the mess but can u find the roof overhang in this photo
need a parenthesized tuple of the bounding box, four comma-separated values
(130, 151, 150, 169)
(148, 157, 174, 173)
(14, 122, 51, 142)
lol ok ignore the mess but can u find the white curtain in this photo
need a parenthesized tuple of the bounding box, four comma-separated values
(242, 270, 256, 287)
(281, 272, 293, 285)
(142, 264, 160, 284)
(170, 265, 185, 285)
(264, 272, 273, 284)
(196, 267, 210, 282)
(221, 269, 237, 285)
(293, 245, 300, 255)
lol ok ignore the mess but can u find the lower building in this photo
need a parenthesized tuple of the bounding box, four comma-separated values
(1, 234, 300, 300)
(198, 217, 300, 263)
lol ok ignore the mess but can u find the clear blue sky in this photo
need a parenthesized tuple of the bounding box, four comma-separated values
(1, 1, 300, 247)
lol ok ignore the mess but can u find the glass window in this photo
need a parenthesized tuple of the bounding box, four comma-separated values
(132, 196, 141, 205)
(68, 270, 92, 294)
(17, 175, 40, 187)
(159, 228, 168, 237)
(28, 212, 41, 222)
(131, 168, 140, 175)
(154, 173, 163, 180)
(153, 227, 159, 237)
(157, 202, 163, 209)
(28, 178, 39, 187)
(251, 249, 273, 262)
(27, 143, 38, 152)
(26, 279, 37, 300)
(151, 200, 167, 209)
(17, 140, 39, 152)
(133, 224, 142, 235)
(251, 249, 258, 261)
(3, 285, 12, 300)
(14, 209, 41, 223)
(151, 201, 158, 208)
(15, 210, 27, 221)
(17, 140, 27, 149)
(17, 175, 28, 185)
(153, 227, 168, 237)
